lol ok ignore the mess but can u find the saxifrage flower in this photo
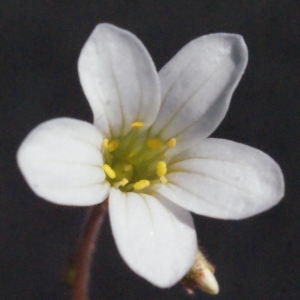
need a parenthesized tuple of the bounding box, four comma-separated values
(17, 24, 284, 288)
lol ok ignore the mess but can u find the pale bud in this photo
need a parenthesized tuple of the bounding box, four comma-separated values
(181, 249, 219, 295)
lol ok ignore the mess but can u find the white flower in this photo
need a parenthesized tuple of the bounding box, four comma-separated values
(17, 24, 284, 288)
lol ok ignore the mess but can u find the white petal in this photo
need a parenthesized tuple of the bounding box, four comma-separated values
(78, 23, 160, 138)
(157, 138, 284, 219)
(109, 188, 197, 287)
(17, 118, 110, 206)
(150, 34, 248, 151)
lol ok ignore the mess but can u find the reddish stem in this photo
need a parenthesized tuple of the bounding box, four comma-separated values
(72, 200, 108, 300)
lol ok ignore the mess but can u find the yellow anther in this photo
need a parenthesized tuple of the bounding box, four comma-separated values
(119, 178, 129, 187)
(107, 139, 120, 152)
(103, 164, 116, 179)
(159, 176, 168, 184)
(146, 138, 163, 150)
(168, 138, 176, 148)
(131, 121, 144, 129)
(133, 180, 150, 191)
(156, 161, 167, 177)
(123, 164, 133, 172)
(103, 138, 109, 148)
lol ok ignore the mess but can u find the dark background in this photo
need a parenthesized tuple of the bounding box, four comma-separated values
(1, 1, 299, 299)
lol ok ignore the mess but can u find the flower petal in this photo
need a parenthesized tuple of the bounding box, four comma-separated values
(78, 23, 160, 138)
(17, 118, 110, 206)
(150, 34, 248, 151)
(157, 138, 284, 219)
(109, 188, 197, 287)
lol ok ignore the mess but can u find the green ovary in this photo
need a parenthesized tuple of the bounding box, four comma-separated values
(102, 122, 176, 192)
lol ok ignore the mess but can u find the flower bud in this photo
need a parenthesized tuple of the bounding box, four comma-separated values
(181, 249, 219, 295)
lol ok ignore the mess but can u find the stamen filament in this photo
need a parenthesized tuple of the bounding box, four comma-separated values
(114, 129, 139, 159)
(135, 146, 169, 167)
(159, 176, 168, 184)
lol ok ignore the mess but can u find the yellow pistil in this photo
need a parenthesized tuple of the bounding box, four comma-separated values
(107, 139, 120, 152)
(119, 178, 129, 187)
(103, 164, 116, 179)
(131, 121, 144, 129)
(146, 138, 163, 150)
(133, 180, 150, 191)
(168, 138, 176, 148)
(159, 176, 168, 184)
(156, 161, 167, 177)
(103, 138, 109, 148)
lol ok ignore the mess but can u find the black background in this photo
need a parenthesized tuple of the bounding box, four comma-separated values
(1, 1, 299, 299)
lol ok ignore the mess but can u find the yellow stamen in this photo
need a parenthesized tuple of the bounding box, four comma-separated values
(131, 121, 144, 129)
(103, 138, 109, 148)
(107, 139, 120, 152)
(133, 179, 150, 191)
(159, 176, 168, 184)
(156, 161, 167, 177)
(146, 138, 163, 150)
(123, 164, 133, 172)
(103, 164, 116, 179)
(119, 178, 129, 187)
(168, 138, 176, 148)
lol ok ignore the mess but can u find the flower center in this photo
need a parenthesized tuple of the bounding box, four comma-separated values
(101, 121, 176, 192)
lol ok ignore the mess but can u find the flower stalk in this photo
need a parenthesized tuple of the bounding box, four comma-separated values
(72, 200, 108, 300)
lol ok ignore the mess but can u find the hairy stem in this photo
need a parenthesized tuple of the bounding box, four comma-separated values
(72, 200, 108, 300)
